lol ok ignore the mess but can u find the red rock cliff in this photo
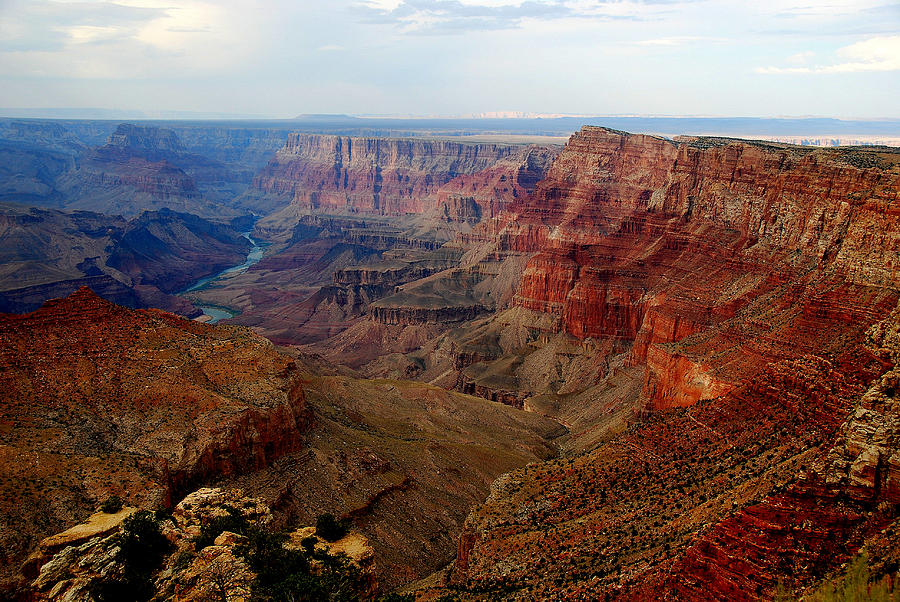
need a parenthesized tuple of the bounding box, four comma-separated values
(490, 127, 900, 408)
(434, 128, 900, 600)
(253, 133, 558, 216)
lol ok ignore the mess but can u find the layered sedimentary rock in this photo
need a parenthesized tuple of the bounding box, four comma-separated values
(414, 128, 900, 599)
(440, 128, 900, 408)
(193, 213, 467, 345)
(253, 133, 558, 218)
(0, 288, 309, 585)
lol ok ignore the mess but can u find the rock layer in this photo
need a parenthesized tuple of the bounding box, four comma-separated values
(418, 129, 900, 599)
(253, 133, 558, 217)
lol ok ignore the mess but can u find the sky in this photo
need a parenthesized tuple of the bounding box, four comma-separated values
(0, 0, 898, 119)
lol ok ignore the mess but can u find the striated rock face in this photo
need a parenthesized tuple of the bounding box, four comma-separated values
(253, 133, 558, 217)
(0, 288, 309, 585)
(414, 129, 900, 599)
(370, 304, 486, 325)
(468, 127, 900, 408)
(81, 124, 198, 199)
(104, 123, 185, 155)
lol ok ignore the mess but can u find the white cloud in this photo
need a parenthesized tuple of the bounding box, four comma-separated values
(0, 0, 267, 79)
(317, 44, 345, 51)
(636, 36, 726, 46)
(786, 50, 814, 64)
(756, 35, 900, 74)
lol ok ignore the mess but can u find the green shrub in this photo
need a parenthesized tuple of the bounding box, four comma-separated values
(806, 553, 896, 602)
(315, 513, 350, 542)
(236, 524, 363, 601)
(91, 510, 170, 602)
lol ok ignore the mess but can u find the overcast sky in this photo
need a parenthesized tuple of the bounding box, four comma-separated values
(0, 0, 898, 118)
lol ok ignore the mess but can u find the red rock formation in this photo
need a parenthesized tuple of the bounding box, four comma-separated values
(421, 129, 900, 599)
(477, 127, 900, 409)
(0, 288, 309, 582)
(253, 133, 558, 216)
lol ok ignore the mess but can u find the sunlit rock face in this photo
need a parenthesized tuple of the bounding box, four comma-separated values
(423, 128, 900, 600)
(479, 127, 900, 408)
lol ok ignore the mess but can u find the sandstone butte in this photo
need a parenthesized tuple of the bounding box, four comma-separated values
(405, 127, 900, 599)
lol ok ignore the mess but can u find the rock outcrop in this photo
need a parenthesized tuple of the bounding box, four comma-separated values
(0, 289, 309, 586)
(26, 487, 374, 601)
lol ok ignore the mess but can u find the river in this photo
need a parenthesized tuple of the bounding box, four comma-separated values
(180, 231, 265, 323)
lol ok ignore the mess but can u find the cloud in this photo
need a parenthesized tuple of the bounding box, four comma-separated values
(635, 35, 725, 46)
(786, 50, 815, 64)
(317, 44, 345, 51)
(351, 0, 670, 34)
(0, 0, 167, 52)
(0, 0, 267, 79)
(756, 35, 900, 74)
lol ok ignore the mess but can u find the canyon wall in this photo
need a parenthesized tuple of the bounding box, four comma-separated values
(253, 133, 558, 218)
(475, 127, 900, 408)
(424, 128, 900, 599)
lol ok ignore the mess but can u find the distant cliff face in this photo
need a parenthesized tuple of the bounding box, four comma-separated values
(253, 133, 559, 217)
(103, 123, 185, 156)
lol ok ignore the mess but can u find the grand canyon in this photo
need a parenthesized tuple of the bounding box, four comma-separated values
(0, 112, 897, 601)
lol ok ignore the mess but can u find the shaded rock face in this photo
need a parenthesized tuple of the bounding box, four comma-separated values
(50, 123, 253, 219)
(0, 204, 250, 315)
(0, 119, 294, 217)
(106, 208, 251, 294)
(0, 122, 86, 204)
(0, 288, 309, 585)
(253, 133, 558, 217)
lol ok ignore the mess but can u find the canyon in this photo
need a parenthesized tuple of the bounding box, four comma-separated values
(0, 119, 898, 600)
(0, 203, 251, 316)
